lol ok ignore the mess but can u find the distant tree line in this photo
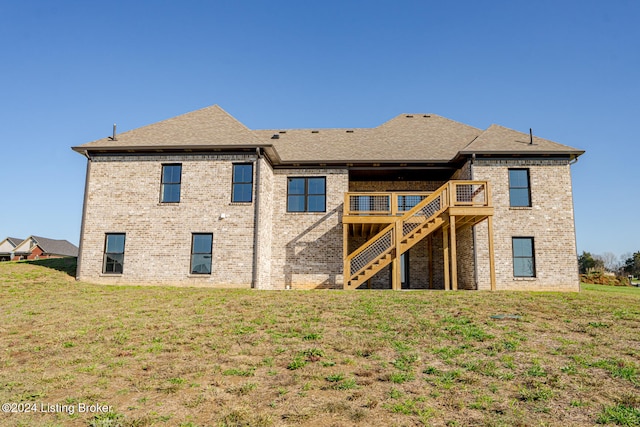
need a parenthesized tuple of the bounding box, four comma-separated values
(578, 251, 640, 277)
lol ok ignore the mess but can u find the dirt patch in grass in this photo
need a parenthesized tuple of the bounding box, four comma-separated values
(1, 262, 639, 426)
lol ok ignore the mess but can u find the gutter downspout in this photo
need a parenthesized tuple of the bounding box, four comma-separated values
(76, 150, 92, 280)
(251, 148, 262, 289)
(568, 155, 580, 291)
(470, 154, 479, 289)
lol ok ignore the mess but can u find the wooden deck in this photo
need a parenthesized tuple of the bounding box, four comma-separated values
(342, 181, 496, 291)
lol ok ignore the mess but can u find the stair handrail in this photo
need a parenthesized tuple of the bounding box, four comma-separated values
(345, 222, 395, 270)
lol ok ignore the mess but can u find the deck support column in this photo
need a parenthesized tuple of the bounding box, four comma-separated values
(392, 220, 402, 290)
(443, 226, 450, 291)
(343, 223, 349, 289)
(428, 234, 433, 289)
(487, 216, 496, 291)
(450, 215, 458, 291)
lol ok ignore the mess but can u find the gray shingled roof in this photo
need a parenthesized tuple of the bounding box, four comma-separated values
(7, 237, 24, 247)
(73, 105, 265, 151)
(255, 114, 484, 163)
(72, 105, 583, 163)
(13, 236, 78, 257)
(34, 236, 78, 257)
(459, 124, 584, 156)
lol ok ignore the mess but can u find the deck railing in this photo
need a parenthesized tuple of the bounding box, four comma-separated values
(344, 192, 433, 216)
(344, 181, 490, 217)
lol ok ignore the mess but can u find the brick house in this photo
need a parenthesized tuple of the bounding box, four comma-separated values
(72, 105, 583, 291)
(10, 236, 78, 260)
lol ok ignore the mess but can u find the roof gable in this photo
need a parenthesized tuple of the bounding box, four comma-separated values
(73, 105, 265, 152)
(0, 237, 24, 253)
(2, 237, 24, 247)
(373, 114, 482, 162)
(12, 237, 36, 253)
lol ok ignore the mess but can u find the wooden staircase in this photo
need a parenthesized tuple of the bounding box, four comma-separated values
(343, 181, 492, 289)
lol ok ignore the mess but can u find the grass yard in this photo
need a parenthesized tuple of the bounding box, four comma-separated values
(1, 260, 639, 427)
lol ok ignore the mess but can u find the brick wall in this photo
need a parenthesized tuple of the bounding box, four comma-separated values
(270, 169, 349, 289)
(78, 154, 258, 287)
(77, 154, 579, 292)
(349, 181, 445, 192)
(472, 159, 580, 291)
(255, 157, 274, 289)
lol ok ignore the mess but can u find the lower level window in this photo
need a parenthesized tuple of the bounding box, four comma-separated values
(103, 233, 125, 274)
(512, 237, 535, 277)
(191, 233, 213, 274)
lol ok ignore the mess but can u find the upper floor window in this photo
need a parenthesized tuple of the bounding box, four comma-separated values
(232, 164, 253, 203)
(509, 169, 531, 207)
(512, 237, 535, 277)
(191, 233, 213, 274)
(287, 177, 326, 212)
(161, 164, 182, 203)
(103, 233, 125, 274)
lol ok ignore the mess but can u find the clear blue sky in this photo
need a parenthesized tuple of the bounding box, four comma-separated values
(1, 0, 638, 260)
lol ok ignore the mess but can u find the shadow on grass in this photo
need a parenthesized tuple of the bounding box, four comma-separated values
(26, 257, 77, 277)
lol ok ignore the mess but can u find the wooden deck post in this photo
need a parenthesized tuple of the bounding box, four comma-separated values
(343, 223, 349, 289)
(443, 226, 450, 291)
(487, 216, 496, 291)
(391, 193, 399, 216)
(392, 221, 402, 290)
(450, 215, 458, 291)
(428, 234, 433, 289)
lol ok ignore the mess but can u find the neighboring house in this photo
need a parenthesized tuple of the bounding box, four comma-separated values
(0, 237, 24, 261)
(11, 236, 79, 260)
(72, 105, 584, 291)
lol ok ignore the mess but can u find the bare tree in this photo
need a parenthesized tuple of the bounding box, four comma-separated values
(600, 252, 620, 273)
(591, 254, 606, 273)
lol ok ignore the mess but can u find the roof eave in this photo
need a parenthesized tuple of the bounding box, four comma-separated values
(72, 144, 283, 166)
(272, 158, 458, 167)
(455, 150, 585, 161)
(73, 143, 274, 152)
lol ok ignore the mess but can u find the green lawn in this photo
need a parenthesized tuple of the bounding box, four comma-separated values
(1, 260, 639, 427)
(582, 282, 640, 295)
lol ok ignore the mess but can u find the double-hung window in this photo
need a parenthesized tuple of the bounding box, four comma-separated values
(191, 233, 213, 274)
(287, 177, 326, 212)
(508, 169, 531, 207)
(103, 233, 125, 274)
(161, 164, 182, 203)
(512, 237, 535, 277)
(232, 164, 253, 203)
